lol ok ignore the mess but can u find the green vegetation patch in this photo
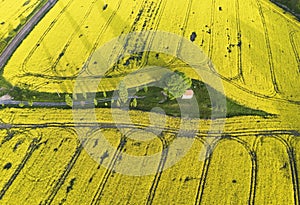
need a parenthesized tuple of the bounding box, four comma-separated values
(271, 0, 300, 17)
(123, 80, 269, 119)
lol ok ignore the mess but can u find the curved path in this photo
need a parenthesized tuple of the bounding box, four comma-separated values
(0, 0, 58, 69)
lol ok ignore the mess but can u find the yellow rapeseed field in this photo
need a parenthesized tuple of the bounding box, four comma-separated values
(0, 0, 299, 204)
(0, 0, 43, 49)
(1, 0, 299, 116)
(0, 108, 299, 204)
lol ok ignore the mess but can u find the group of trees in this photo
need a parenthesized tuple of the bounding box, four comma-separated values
(117, 70, 192, 106)
(63, 70, 192, 108)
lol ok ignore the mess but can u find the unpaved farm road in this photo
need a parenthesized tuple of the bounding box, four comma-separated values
(0, 0, 58, 69)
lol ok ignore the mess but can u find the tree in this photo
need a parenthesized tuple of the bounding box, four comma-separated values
(7, 24, 16, 38)
(65, 94, 73, 107)
(163, 71, 192, 100)
(0, 40, 6, 51)
(118, 81, 128, 106)
(19, 15, 26, 25)
(28, 99, 33, 107)
(131, 98, 138, 107)
(18, 102, 24, 107)
(94, 98, 98, 106)
(82, 91, 87, 99)
(143, 86, 148, 93)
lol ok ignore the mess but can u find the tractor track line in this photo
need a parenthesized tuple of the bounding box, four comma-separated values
(146, 136, 169, 205)
(106, 0, 167, 74)
(195, 137, 257, 204)
(252, 135, 299, 204)
(106, 0, 157, 73)
(0, 138, 41, 200)
(21, 139, 55, 202)
(0, 122, 299, 138)
(289, 31, 300, 72)
(236, 137, 258, 205)
(111, 0, 149, 59)
(206, 0, 243, 82)
(21, 0, 75, 74)
(290, 136, 300, 205)
(194, 146, 212, 205)
(206, 61, 300, 104)
(44, 142, 83, 204)
(137, 0, 168, 67)
(273, 135, 300, 205)
(90, 137, 127, 205)
(50, 0, 98, 73)
(287, 144, 300, 205)
(255, 0, 280, 94)
(248, 150, 257, 205)
(233, 0, 244, 82)
(167, 0, 193, 65)
(207, 0, 215, 60)
(126, 1, 156, 63)
(83, 0, 123, 75)
(214, 137, 258, 205)
(21, 0, 123, 79)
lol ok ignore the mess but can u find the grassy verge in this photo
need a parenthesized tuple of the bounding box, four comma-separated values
(0, 75, 269, 118)
(121, 80, 269, 119)
(90, 79, 269, 119)
(271, 0, 300, 18)
(0, 76, 62, 103)
(0, 79, 270, 119)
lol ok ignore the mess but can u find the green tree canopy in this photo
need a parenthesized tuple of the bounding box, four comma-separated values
(65, 94, 73, 107)
(163, 71, 192, 100)
(118, 81, 128, 105)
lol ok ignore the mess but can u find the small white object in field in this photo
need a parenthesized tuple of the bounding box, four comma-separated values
(182, 89, 194, 99)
